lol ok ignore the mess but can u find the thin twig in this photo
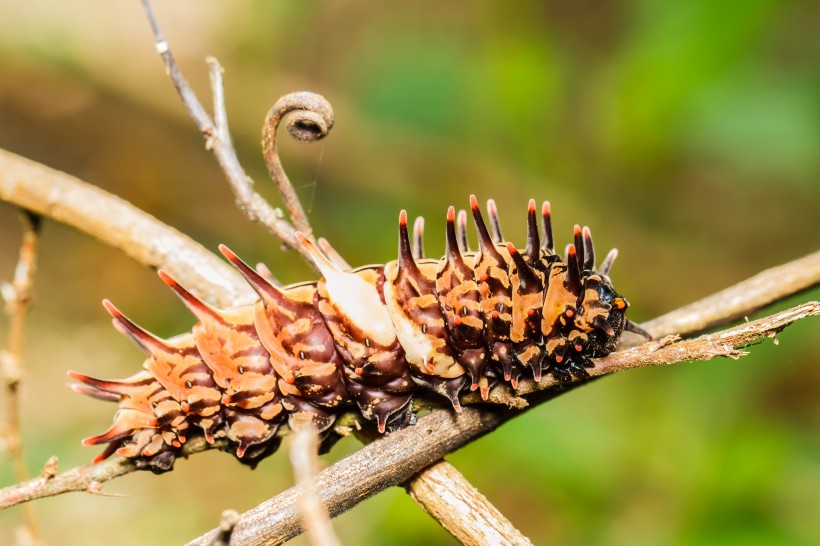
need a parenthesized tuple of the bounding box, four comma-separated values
(209, 510, 240, 546)
(141, 0, 330, 259)
(618, 249, 820, 348)
(288, 424, 340, 546)
(1, 211, 41, 540)
(0, 437, 225, 508)
(407, 461, 534, 546)
(183, 301, 818, 546)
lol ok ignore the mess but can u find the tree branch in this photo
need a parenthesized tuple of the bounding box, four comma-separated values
(407, 461, 534, 546)
(0, 437, 224, 509)
(618, 250, 820, 348)
(0, 149, 255, 308)
(183, 301, 818, 546)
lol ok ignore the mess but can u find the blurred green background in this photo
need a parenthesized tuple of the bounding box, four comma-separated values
(1, 0, 818, 544)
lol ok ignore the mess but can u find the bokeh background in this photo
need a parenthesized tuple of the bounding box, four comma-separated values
(1, 1, 819, 544)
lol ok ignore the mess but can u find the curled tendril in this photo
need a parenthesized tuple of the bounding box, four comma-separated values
(262, 92, 335, 237)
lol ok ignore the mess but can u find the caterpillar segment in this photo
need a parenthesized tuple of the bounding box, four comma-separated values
(71, 196, 649, 471)
(296, 232, 416, 434)
(383, 211, 467, 412)
(158, 271, 285, 461)
(103, 301, 221, 439)
(436, 206, 489, 397)
(68, 370, 182, 471)
(218, 245, 350, 435)
(470, 195, 519, 387)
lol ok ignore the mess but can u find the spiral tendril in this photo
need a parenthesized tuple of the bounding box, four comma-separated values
(262, 92, 335, 237)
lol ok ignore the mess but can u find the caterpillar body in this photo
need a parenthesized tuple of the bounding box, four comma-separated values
(70, 195, 650, 473)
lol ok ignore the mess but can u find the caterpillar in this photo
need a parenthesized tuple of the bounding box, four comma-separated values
(69, 195, 650, 473)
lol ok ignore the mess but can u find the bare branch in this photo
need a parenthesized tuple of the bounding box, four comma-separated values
(0, 437, 224, 508)
(181, 301, 817, 545)
(0, 149, 255, 308)
(288, 424, 340, 546)
(408, 461, 534, 546)
(1, 211, 41, 540)
(618, 250, 820, 348)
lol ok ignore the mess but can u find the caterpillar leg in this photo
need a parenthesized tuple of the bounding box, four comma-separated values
(411, 374, 468, 412)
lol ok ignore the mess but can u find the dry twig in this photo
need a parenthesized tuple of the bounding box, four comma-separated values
(288, 423, 340, 546)
(618, 250, 820, 348)
(209, 509, 240, 546)
(408, 461, 534, 546)
(0, 437, 224, 508)
(0, 149, 255, 308)
(1, 211, 41, 541)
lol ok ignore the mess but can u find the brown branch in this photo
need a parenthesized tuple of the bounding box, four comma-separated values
(0, 149, 255, 308)
(618, 249, 820, 348)
(141, 0, 330, 259)
(0, 437, 224, 509)
(407, 461, 534, 546)
(288, 424, 340, 546)
(1, 211, 41, 540)
(172, 300, 815, 545)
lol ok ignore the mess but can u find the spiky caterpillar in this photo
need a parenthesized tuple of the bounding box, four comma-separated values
(69, 195, 650, 473)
